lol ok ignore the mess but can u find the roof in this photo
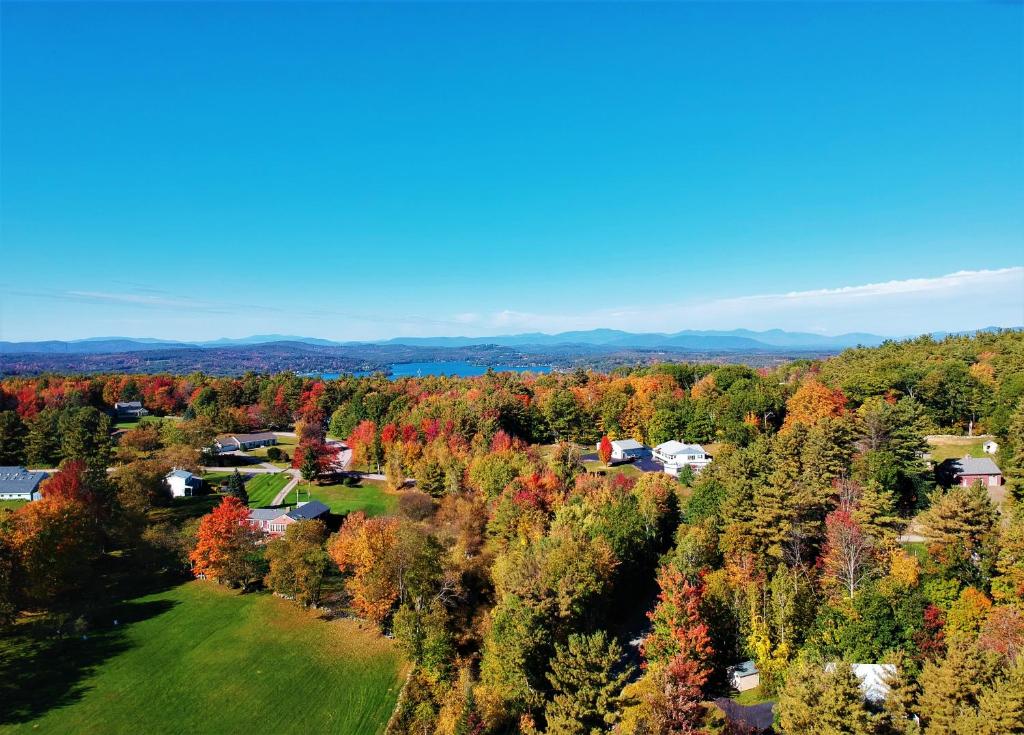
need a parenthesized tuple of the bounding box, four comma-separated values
(611, 439, 645, 450)
(166, 469, 196, 480)
(729, 660, 758, 677)
(249, 508, 288, 522)
(955, 456, 1001, 475)
(825, 663, 896, 703)
(232, 432, 276, 442)
(0, 466, 47, 495)
(115, 401, 143, 408)
(287, 500, 329, 520)
(655, 440, 706, 456)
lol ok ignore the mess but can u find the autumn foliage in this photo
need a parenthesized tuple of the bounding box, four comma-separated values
(781, 379, 847, 431)
(189, 496, 263, 588)
(327, 512, 401, 624)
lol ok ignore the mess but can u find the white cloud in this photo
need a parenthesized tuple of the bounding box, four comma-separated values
(455, 268, 1024, 336)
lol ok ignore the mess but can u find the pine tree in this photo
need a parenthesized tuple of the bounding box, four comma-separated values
(919, 483, 996, 552)
(25, 409, 61, 467)
(544, 630, 634, 735)
(971, 658, 1024, 734)
(1004, 399, 1024, 502)
(0, 411, 27, 465)
(880, 655, 921, 735)
(853, 480, 902, 542)
(817, 662, 876, 735)
(918, 641, 1001, 733)
(226, 470, 248, 504)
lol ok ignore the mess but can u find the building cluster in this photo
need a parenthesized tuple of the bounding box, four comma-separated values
(598, 438, 713, 476)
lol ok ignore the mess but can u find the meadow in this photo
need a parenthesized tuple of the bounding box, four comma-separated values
(0, 581, 405, 735)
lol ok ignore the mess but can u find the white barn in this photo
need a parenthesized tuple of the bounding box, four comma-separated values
(653, 441, 711, 475)
(0, 467, 47, 501)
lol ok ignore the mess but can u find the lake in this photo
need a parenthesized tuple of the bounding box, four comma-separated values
(315, 361, 553, 380)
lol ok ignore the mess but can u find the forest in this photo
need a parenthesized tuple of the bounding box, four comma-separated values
(1, 328, 1023, 734)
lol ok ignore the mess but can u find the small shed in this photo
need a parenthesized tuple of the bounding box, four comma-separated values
(983, 440, 998, 455)
(729, 660, 760, 692)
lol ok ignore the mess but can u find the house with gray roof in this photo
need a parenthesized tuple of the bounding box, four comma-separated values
(953, 455, 1002, 489)
(247, 500, 329, 537)
(215, 432, 277, 453)
(0, 467, 48, 501)
(114, 401, 149, 418)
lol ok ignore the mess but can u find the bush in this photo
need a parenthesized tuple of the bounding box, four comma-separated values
(398, 490, 435, 521)
(266, 446, 282, 461)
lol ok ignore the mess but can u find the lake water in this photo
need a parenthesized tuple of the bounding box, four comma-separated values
(315, 361, 553, 380)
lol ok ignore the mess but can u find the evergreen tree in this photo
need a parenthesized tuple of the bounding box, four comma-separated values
(0, 411, 27, 465)
(970, 657, 1024, 734)
(880, 656, 921, 735)
(417, 458, 445, 497)
(543, 630, 633, 735)
(25, 409, 61, 467)
(226, 470, 248, 504)
(852, 480, 903, 542)
(917, 641, 1002, 733)
(919, 483, 997, 552)
(1004, 399, 1024, 502)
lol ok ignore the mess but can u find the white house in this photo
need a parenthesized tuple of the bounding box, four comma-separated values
(825, 663, 897, 704)
(983, 440, 999, 455)
(598, 439, 648, 462)
(164, 469, 202, 498)
(653, 441, 711, 475)
(0, 467, 47, 501)
(728, 660, 760, 692)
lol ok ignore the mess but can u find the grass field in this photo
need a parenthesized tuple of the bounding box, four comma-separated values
(245, 473, 291, 507)
(0, 581, 405, 734)
(299, 479, 397, 517)
(926, 436, 991, 462)
(113, 415, 181, 431)
(0, 501, 27, 513)
(246, 434, 298, 467)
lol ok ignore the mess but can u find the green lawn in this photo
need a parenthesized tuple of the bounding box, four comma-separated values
(113, 415, 180, 431)
(245, 473, 290, 508)
(299, 479, 397, 517)
(732, 685, 775, 706)
(246, 434, 298, 467)
(201, 471, 236, 488)
(927, 436, 990, 462)
(0, 501, 27, 513)
(0, 581, 405, 734)
(148, 494, 222, 525)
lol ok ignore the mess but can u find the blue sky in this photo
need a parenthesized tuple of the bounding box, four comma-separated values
(2, 1, 1022, 341)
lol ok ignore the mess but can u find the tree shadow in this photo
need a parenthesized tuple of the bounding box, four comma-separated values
(0, 597, 177, 725)
(934, 458, 962, 489)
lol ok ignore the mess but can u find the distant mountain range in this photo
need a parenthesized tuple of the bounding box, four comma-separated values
(1, 327, 1015, 356)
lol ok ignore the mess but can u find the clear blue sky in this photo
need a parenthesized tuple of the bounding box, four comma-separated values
(2, 1, 1022, 341)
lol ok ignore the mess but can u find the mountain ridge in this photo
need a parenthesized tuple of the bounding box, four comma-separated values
(1, 326, 1016, 355)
